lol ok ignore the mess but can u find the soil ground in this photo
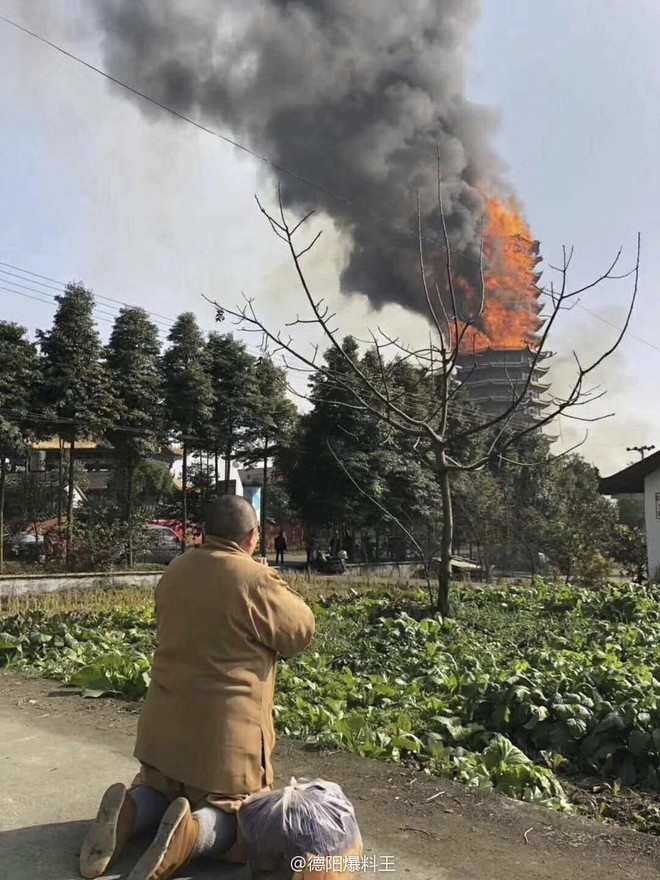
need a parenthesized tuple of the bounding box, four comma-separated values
(1, 672, 659, 879)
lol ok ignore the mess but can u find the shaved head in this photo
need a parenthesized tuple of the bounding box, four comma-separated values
(205, 496, 258, 543)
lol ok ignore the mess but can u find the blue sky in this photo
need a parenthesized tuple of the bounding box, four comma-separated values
(0, 0, 658, 472)
(468, 0, 660, 468)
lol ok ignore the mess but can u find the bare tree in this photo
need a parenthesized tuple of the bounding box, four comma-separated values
(205, 182, 640, 615)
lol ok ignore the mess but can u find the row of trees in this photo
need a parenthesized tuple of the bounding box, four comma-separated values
(0, 283, 295, 567)
(0, 283, 643, 594)
(275, 336, 644, 588)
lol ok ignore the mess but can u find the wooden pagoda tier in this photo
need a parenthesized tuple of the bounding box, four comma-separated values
(455, 348, 552, 424)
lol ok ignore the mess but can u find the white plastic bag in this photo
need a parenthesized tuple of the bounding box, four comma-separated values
(238, 777, 361, 865)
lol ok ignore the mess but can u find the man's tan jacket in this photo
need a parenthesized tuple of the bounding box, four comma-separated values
(134, 535, 316, 797)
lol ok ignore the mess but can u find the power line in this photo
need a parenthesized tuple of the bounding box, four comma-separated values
(8, 251, 658, 365)
(0, 272, 176, 336)
(0, 288, 548, 431)
(0, 259, 296, 360)
(0, 400, 630, 451)
(4, 10, 653, 373)
(0, 260, 177, 328)
(0, 285, 114, 328)
(576, 303, 660, 355)
(11, 296, 552, 430)
(7, 276, 657, 426)
(0, 266, 64, 294)
(0, 285, 62, 310)
(0, 278, 129, 325)
(3, 14, 653, 365)
(0, 16, 346, 207)
(0, 406, 207, 447)
(0, 401, 538, 450)
(0, 13, 484, 267)
(0, 281, 166, 331)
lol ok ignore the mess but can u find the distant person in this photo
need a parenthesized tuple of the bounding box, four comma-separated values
(274, 529, 287, 566)
(305, 535, 317, 567)
(79, 496, 315, 880)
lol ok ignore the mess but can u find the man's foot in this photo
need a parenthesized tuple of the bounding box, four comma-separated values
(128, 797, 199, 880)
(79, 782, 136, 878)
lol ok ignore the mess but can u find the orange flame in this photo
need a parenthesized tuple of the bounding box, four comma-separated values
(457, 195, 542, 353)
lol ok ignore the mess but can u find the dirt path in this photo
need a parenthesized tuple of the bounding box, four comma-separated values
(1, 671, 658, 879)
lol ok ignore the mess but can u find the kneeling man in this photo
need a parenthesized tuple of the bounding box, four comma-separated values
(79, 496, 316, 880)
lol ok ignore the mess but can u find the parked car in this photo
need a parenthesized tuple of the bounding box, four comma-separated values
(140, 524, 182, 565)
(5, 532, 46, 563)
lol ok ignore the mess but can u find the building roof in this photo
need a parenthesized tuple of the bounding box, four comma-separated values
(456, 348, 552, 361)
(32, 438, 183, 457)
(599, 448, 660, 495)
(33, 439, 98, 451)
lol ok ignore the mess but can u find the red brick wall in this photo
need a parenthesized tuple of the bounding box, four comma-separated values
(264, 521, 305, 552)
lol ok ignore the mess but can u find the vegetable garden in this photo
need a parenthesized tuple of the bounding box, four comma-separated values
(1, 579, 659, 834)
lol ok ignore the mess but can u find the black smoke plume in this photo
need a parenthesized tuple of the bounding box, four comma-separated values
(96, 0, 507, 317)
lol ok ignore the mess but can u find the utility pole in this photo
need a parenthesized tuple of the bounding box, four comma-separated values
(626, 445, 656, 460)
(260, 437, 268, 560)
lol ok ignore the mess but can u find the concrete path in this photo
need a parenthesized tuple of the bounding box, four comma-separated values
(0, 694, 442, 879)
(0, 710, 247, 879)
(1, 672, 659, 879)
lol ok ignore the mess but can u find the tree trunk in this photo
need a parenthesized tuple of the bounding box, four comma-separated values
(181, 439, 188, 554)
(422, 566, 434, 607)
(214, 445, 219, 494)
(526, 544, 536, 577)
(65, 438, 75, 569)
(57, 438, 64, 527)
(482, 547, 492, 584)
(0, 450, 5, 571)
(126, 458, 134, 568)
(344, 531, 355, 562)
(436, 449, 453, 617)
(224, 439, 232, 495)
(260, 436, 268, 559)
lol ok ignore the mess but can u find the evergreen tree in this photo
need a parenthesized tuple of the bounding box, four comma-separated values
(452, 470, 506, 579)
(616, 494, 645, 530)
(206, 332, 256, 493)
(242, 357, 297, 557)
(161, 313, 213, 546)
(105, 307, 163, 566)
(474, 431, 552, 574)
(0, 322, 39, 567)
(37, 283, 112, 568)
(542, 454, 616, 582)
(610, 522, 647, 584)
(279, 338, 381, 544)
(280, 338, 471, 567)
(106, 459, 174, 515)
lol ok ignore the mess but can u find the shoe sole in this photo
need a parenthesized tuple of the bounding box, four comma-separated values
(79, 782, 128, 879)
(127, 798, 190, 880)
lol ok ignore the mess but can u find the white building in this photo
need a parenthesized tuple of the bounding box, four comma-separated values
(171, 455, 245, 497)
(600, 450, 660, 583)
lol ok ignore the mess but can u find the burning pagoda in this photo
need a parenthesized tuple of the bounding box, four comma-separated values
(453, 199, 552, 425)
(455, 346, 552, 423)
